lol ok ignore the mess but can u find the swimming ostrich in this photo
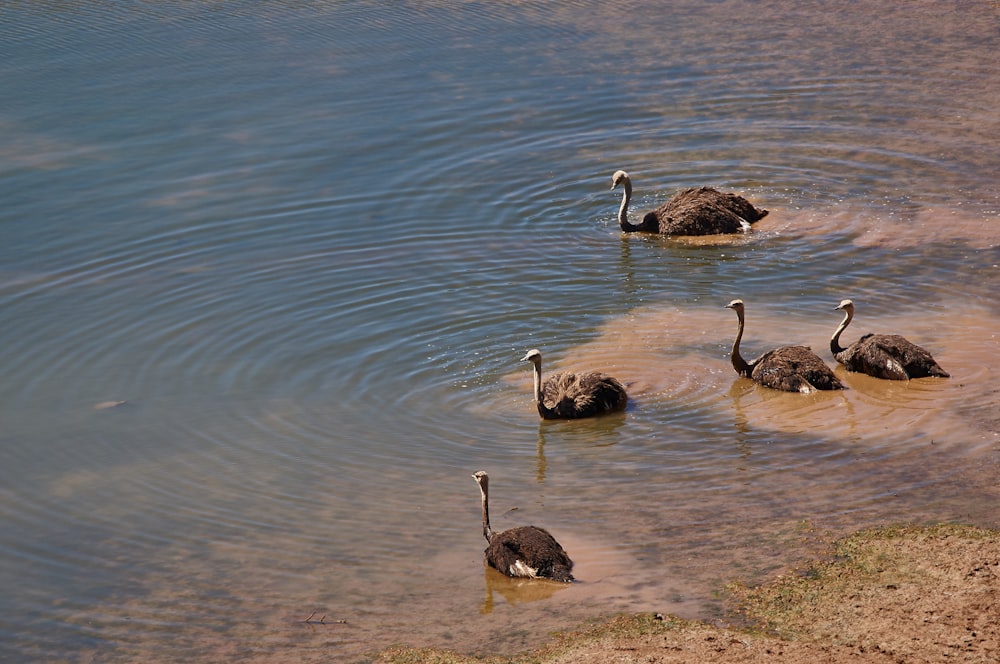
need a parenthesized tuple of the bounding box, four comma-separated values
(611, 170, 768, 235)
(726, 299, 844, 393)
(522, 348, 627, 419)
(472, 470, 574, 582)
(830, 299, 949, 380)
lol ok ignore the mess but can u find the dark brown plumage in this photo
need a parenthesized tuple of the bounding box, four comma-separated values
(611, 170, 768, 235)
(472, 471, 574, 582)
(830, 299, 949, 380)
(522, 348, 627, 419)
(726, 299, 844, 393)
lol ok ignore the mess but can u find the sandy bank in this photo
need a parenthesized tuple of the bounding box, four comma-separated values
(374, 523, 999, 663)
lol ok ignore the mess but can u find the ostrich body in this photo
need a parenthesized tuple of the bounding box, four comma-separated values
(611, 170, 768, 236)
(830, 299, 949, 380)
(472, 471, 574, 582)
(522, 349, 627, 419)
(726, 299, 844, 393)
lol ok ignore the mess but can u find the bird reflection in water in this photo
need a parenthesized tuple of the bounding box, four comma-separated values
(480, 566, 571, 615)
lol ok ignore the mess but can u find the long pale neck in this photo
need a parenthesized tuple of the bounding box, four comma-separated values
(531, 359, 544, 405)
(530, 359, 555, 419)
(830, 309, 853, 355)
(479, 482, 493, 542)
(617, 179, 636, 231)
(731, 309, 752, 376)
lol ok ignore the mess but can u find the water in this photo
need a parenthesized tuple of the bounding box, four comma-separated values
(1, 1, 998, 660)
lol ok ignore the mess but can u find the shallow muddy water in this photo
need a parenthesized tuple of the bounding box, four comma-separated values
(1, 1, 998, 661)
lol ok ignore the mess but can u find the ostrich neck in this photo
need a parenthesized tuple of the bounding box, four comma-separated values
(479, 483, 494, 543)
(618, 180, 639, 232)
(830, 309, 853, 355)
(731, 309, 752, 376)
(531, 360, 556, 419)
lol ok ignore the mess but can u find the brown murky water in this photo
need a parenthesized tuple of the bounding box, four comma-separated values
(2, 1, 998, 661)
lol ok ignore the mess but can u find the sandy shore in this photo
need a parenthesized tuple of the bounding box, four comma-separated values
(374, 523, 999, 663)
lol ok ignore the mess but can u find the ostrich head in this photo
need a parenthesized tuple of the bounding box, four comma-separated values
(610, 170, 630, 190)
(521, 349, 542, 365)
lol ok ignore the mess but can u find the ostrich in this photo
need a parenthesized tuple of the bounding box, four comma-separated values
(611, 170, 768, 235)
(471, 471, 574, 582)
(726, 299, 844, 393)
(522, 348, 627, 419)
(830, 299, 949, 380)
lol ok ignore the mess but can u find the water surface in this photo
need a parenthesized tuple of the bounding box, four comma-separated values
(1, 1, 998, 660)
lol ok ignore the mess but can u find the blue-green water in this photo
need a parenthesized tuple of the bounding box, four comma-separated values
(2, 1, 999, 660)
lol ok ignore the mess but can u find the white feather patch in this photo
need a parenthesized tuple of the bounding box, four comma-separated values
(510, 560, 539, 578)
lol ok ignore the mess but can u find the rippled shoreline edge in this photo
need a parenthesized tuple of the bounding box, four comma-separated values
(374, 522, 1000, 663)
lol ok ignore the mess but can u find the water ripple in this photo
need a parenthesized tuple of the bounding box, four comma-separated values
(2, 1, 999, 661)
